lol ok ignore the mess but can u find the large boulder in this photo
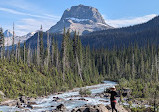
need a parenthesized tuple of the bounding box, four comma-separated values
(19, 96, 28, 104)
(17, 100, 23, 108)
(52, 104, 69, 112)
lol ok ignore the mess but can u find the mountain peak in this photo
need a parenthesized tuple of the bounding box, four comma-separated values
(4, 31, 36, 46)
(4, 29, 13, 38)
(49, 5, 112, 35)
(78, 4, 84, 7)
(61, 4, 105, 24)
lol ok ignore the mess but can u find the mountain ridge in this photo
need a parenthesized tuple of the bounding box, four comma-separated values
(81, 15, 159, 48)
(25, 15, 159, 49)
(4, 30, 36, 46)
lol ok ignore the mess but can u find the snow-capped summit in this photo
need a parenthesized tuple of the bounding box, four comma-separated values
(49, 4, 113, 35)
(4, 30, 36, 46)
(4, 30, 13, 38)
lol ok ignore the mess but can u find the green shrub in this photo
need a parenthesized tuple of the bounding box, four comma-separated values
(79, 88, 91, 95)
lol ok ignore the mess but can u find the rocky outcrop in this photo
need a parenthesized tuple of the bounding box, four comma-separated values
(0, 100, 17, 107)
(71, 103, 130, 112)
(49, 4, 112, 35)
(71, 104, 109, 112)
(42, 103, 129, 112)
(106, 104, 131, 112)
(0, 96, 37, 109)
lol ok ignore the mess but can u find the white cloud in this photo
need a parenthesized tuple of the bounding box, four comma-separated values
(0, 7, 25, 15)
(0, 0, 34, 10)
(0, 7, 59, 36)
(0, 7, 60, 20)
(104, 14, 157, 28)
(0, 0, 60, 36)
(15, 18, 57, 36)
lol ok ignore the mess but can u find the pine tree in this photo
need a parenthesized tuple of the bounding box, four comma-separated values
(51, 36, 55, 66)
(17, 40, 21, 62)
(23, 42, 26, 63)
(46, 31, 50, 67)
(11, 22, 15, 59)
(132, 53, 135, 79)
(37, 31, 40, 66)
(27, 44, 31, 65)
(155, 54, 159, 82)
(61, 28, 67, 81)
(7, 39, 9, 60)
(77, 32, 83, 71)
(0, 27, 4, 59)
(55, 40, 59, 69)
(15, 43, 18, 61)
(39, 25, 44, 66)
(73, 31, 83, 81)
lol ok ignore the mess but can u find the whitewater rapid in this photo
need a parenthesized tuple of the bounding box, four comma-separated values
(0, 81, 117, 112)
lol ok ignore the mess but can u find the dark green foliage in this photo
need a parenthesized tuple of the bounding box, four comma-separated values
(39, 25, 44, 65)
(94, 44, 159, 99)
(0, 27, 4, 59)
(130, 107, 153, 112)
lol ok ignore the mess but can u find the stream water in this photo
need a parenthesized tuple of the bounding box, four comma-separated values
(0, 81, 117, 112)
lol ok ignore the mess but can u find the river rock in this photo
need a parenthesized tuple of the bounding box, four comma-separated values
(97, 104, 109, 112)
(105, 105, 111, 110)
(78, 98, 88, 101)
(57, 92, 63, 95)
(28, 97, 36, 102)
(17, 100, 23, 108)
(28, 101, 37, 105)
(52, 104, 69, 112)
(71, 104, 109, 112)
(27, 104, 34, 109)
(53, 97, 65, 102)
(0, 100, 17, 106)
(19, 96, 28, 104)
(56, 104, 66, 110)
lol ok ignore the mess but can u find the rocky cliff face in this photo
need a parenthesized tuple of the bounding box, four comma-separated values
(49, 4, 112, 35)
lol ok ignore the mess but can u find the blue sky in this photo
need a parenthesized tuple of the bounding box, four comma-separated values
(0, 0, 158, 36)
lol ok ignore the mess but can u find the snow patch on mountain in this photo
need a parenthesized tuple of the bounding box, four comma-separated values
(4, 30, 36, 46)
(4, 30, 13, 38)
(65, 17, 90, 22)
(49, 5, 113, 35)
